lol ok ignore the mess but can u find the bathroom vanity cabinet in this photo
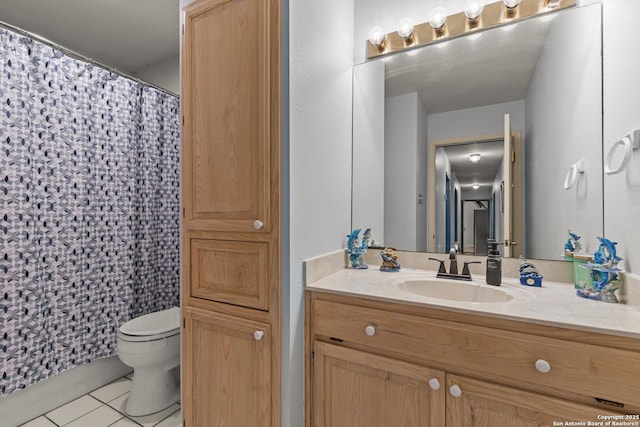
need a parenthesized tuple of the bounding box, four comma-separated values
(306, 291, 640, 426)
(181, 0, 282, 425)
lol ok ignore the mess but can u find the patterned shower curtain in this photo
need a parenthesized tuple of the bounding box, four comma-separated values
(0, 28, 180, 395)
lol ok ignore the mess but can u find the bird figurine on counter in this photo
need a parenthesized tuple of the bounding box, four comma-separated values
(380, 247, 401, 272)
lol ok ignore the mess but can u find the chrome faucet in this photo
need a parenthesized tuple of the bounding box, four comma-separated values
(429, 248, 481, 281)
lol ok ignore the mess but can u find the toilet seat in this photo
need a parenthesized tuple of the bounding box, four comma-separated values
(118, 307, 180, 342)
(118, 329, 179, 342)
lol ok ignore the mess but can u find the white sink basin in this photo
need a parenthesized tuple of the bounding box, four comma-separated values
(398, 279, 518, 303)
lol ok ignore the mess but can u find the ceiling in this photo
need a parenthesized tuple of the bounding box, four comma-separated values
(0, 0, 180, 75)
(384, 14, 554, 114)
(442, 140, 504, 193)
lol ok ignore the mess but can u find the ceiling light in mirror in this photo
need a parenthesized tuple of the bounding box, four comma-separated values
(469, 153, 482, 163)
(428, 7, 448, 30)
(472, 184, 481, 190)
(397, 18, 415, 40)
(368, 26, 386, 48)
(464, 1, 485, 22)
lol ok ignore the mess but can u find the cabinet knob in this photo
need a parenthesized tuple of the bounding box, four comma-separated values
(535, 359, 551, 373)
(428, 378, 440, 391)
(253, 220, 264, 230)
(449, 384, 462, 398)
(364, 325, 376, 336)
(253, 330, 265, 341)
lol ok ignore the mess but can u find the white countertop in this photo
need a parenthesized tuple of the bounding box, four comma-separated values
(306, 267, 640, 340)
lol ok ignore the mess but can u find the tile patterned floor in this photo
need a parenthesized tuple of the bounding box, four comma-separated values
(19, 375, 181, 427)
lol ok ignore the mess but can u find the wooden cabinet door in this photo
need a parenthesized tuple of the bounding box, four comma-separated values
(446, 374, 622, 427)
(190, 238, 270, 310)
(182, 0, 274, 233)
(183, 307, 271, 427)
(313, 342, 445, 427)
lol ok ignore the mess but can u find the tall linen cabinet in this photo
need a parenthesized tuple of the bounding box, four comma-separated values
(180, 0, 281, 425)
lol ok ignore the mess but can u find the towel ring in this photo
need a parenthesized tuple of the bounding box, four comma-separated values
(563, 159, 585, 190)
(604, 136, 633, 175)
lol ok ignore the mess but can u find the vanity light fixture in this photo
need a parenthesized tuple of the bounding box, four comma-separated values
(472, 184, 481, 190)
(368, 26, 386, 50)
(469, 153, 482, 163)
(503, 0, 522, 9)
(464, 1, 485, 22)
(428, 7, 448, 31)
(397, 18, 415, 41)
(366, 0, 576, 60)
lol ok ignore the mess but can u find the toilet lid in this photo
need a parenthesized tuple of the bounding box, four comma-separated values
(119, 307, 180, 337)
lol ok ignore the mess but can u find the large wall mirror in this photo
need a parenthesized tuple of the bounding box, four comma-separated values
(352, 3, 603, 261)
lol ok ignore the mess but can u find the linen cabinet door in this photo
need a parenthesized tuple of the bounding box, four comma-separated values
(182, 0, 274, 233)
(313, 342, 445, 427)
(183, 307, 271, 427)
(189, 238, 270, 310)
(446, 374, 622, 427)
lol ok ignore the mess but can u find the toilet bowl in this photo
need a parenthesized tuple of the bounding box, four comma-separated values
(117, 307, 181, 416)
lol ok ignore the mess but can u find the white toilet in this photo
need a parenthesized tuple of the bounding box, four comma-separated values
(117, 307, 181, 416)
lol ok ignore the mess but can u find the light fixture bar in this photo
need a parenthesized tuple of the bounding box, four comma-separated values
(366, 0, 576, 59)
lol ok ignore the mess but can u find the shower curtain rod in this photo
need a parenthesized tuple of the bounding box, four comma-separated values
(0, 19, 179, 98)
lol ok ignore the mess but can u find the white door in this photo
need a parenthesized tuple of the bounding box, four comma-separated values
(503, 114, 514, 257)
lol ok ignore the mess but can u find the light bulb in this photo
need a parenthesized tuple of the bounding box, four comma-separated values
(429, 7, 448, 30)
(464, 1, 484, 21)
(368, 26, 386, 47)
(472, 184, 480, 190)
(546, 0, 561, 8)
(469, 153, 482, 163)
(503, 0, 522, 9)
(397, 18, 414, 39)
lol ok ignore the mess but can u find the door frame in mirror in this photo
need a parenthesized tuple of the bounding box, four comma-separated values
(427, 132, 522, 257)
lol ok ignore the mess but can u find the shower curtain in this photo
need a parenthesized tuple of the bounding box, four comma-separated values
(0, 29, 180, 395)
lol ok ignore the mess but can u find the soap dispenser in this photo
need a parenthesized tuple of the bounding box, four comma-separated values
(486, 240, 501, 286)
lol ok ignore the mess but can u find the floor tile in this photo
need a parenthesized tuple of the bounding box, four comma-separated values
(154, 409, 182, 427)
(108, 419, 140, 427)
(19, 416, 57, 427)
(107, 393, 128, 413)
(90, 377, 132, 403)
(64, 405, 123, 427)
(129, 403, 180, 427)
(45, 395, 103, 426)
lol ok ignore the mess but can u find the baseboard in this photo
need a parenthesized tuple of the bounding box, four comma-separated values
(0, 356, 132, 427)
